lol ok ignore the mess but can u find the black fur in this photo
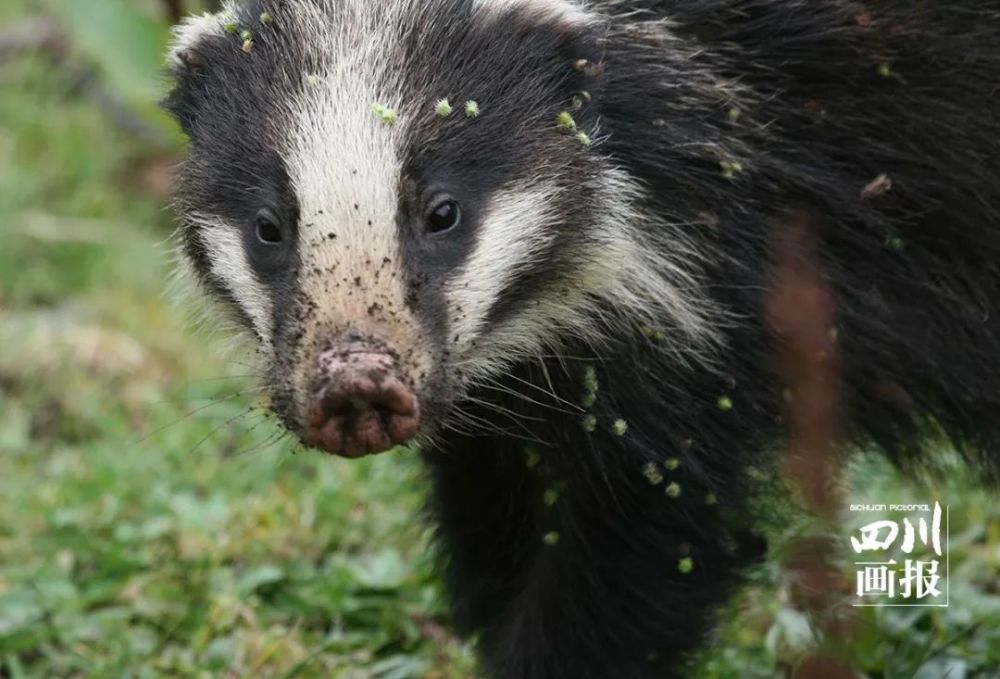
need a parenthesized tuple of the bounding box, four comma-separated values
(166, 1, 1000, 677)
(426, 1, 1000, 675)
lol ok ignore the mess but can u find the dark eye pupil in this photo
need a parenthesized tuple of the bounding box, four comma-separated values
(427, 200, 460, 234)
(256, 218, 282, 244)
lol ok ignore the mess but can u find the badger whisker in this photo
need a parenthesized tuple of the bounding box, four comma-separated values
(137, 385, 273, 445)
(472, 380, 583, 417)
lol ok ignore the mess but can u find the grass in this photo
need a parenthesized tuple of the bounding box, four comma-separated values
(0, 3, 998, 677)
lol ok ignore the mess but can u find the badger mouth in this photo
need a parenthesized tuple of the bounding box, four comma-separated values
(302, 346, 421, 458)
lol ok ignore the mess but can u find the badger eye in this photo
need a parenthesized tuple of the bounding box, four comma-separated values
(426, 198, 461, 234)
(255, 209, 283, 244)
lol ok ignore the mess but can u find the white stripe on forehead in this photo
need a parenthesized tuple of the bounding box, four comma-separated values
(281, 0, 423, 352)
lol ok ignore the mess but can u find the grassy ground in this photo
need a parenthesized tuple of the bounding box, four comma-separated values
(1, 3, 998, 677)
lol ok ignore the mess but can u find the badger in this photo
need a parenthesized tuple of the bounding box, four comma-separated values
(164, 0, 1000, 676)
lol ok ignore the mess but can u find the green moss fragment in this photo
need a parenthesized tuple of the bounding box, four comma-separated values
(642, 463, 663, 485)
(581, 365, 599, 407)
(306, 73, 321, 87)
(705, 492, 718, 506)
(371, 103, 398, 126)
(543, 488, 559, 507)
(571, 91, 592, 110)
(464, 100, 480, 118)
(556, 111, 577, 132)
(612, 419, 628, 436)
(543, 531, 560, 546)
(678, 557, 694, 574)
(435, 98, 453, 117)
(581, 414, 597, 433)
(878, 62, 892, 77)
(576, 132, 591, 147)
(717, 395, 733, 411)
(240, 29, 253, 41)
(665, 481, 682, 498)
(720, 159, 743, 178)
(525, 446, 541, 469)
(223, 22, 238, 34)
(259, 12, 273, 24)
(663, 457, 680, 471)
(640, 325, 666, 342)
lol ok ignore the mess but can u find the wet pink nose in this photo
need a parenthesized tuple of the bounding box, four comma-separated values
(304, 350, 420, 458)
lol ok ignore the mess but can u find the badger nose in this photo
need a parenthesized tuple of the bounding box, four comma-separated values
(305, 349, 420, 458)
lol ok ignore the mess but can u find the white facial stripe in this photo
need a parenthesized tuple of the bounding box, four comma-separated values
(472, 0, 596, 28)
(280, 1, 433, 395)
(453, 168, 720, 384)
(189, 216, 274, 346)
(447, 186, 561, 350)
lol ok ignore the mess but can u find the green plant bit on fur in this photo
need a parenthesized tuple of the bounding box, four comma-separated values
(224, 22, 238, 34)
(705, 492, 718, 506)
(543, 488, 559, 507)
(581, 365, 598, 407)
(878, 62, 893, 77)
(642, 463, 663, 485)
(576, 132, 592, 147)
(239, 29, 253, 53)
(556, 111, 577, 132)
(717, 395, 733, 411)
(306, 73, 321, 87)
(720, 159, 743, 178)
(678, 557, 694, 574)
(641, 325, 666, 342)
(665, 481, 682, 498)
(464, 100, 480, 118)
(613, 419, 628, 436)
(435, 98, 453, 117)
(260, 12, 273, 24)
(525, 446, 541, 469)
(543, 531, 560, 546)
(372, 103, 398, 125)
(581, 414, 597, 433)
(664, 457, 680, 471)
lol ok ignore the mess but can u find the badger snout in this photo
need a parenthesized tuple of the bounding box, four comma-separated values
(304, 344, 421, 458)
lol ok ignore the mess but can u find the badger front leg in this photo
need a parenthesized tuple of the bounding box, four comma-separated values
(423, 419, 766, 679)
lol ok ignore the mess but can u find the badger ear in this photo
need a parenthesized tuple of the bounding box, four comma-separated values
(163, 12, 228, 137)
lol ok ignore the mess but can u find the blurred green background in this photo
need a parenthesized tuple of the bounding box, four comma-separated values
(0, 1, 997, 677)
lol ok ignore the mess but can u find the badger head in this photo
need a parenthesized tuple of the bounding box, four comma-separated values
(165, 0, 715, 458)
